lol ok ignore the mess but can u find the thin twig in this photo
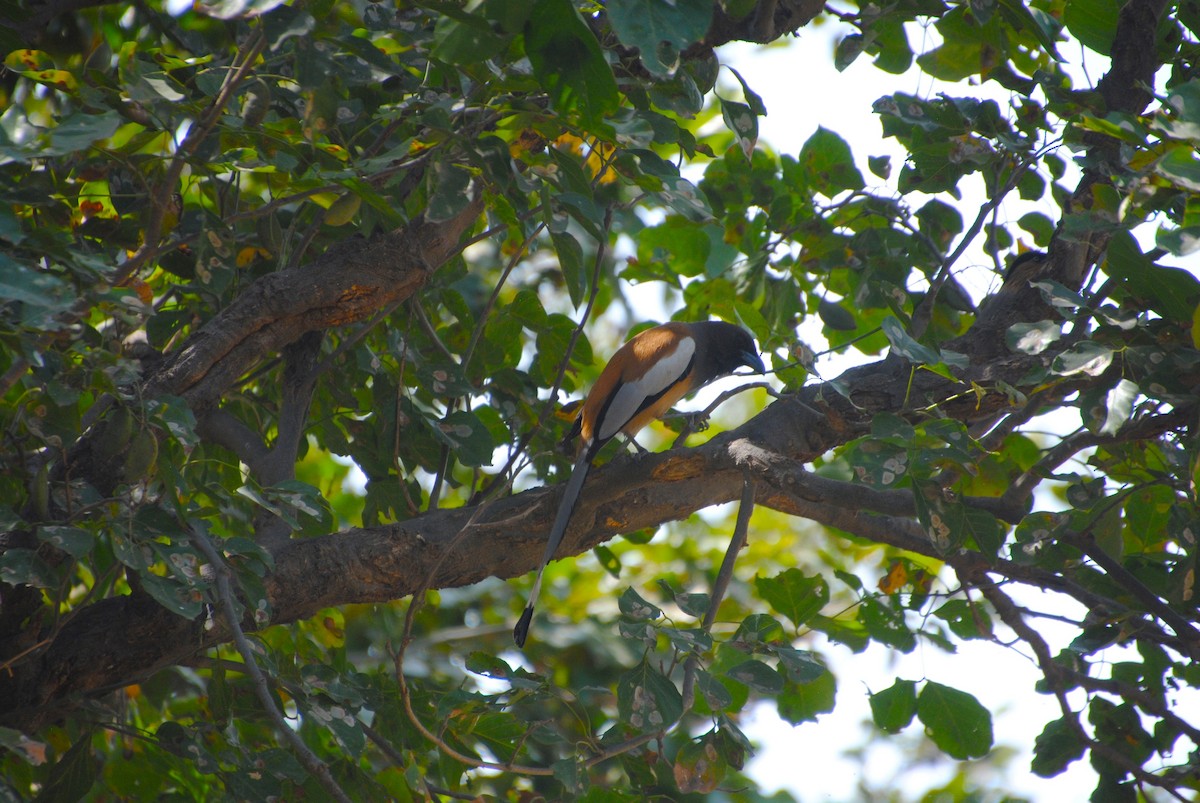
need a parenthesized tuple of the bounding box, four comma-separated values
(119, 30, 267, 284)
(972, 576, 1189, 802)
(479, 207, 614, 497)
(190, 529, 354, 803)
(682, 473, 756, 710)
(911, 150, 1040, 339)
(1067, 534, 1200, 656)
(670, 380, 781, 449)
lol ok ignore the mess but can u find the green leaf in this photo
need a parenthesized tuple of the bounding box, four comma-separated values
(657, 176, 712, 222)
(1031, 279, 1087, 314)
(617, 660, 683, 732)
(432, 13, 510, 65)
(1156, 225, 1200, 256)
(720, 98, 758, 159)
(858, 597, 916, 651)
(1076, 112, 1148, 145)
(871, 412, 916, 440)
(916, 40, 982, 82)
(726, 66, 766, 115)
(1050, 341, 1113, 377)
(618, 586, 663, 621)
(238, 480, 334, 532)
(881, 316, 941, 365)
(869, 679, 917, 733)
(593, 544, 621, 578)
(638, 218, 711, 278)
(958, 503, 1005, 557)
(1006, 320, 1062, 355)
(834, 34, 864, 71)
(1156, 147, 1200, 192)
(1089, 699, 1154, 768)
(606, 0, 713, 77)
(868, 154, 892, 179)
(525, 0, 618, 123)
(777, 670, 837, 724)
(849, 437, 909, 488)
(196, 0, 287, 20)
(0, 260, 72, 311)
(695, 670, 733, 713)
(870, 19, 914, 74)
(1063, 0, 1118, 55)
(1104, 231, 1200, 322)
(817, 299, 856, 331)
(770, 644, 827, 683)
(673, 733, 725, 794)
(677, 592, 711, 618)
(662, 626, 711, 654)
(260, 6, 314, 48)
(552, 755, 586, 794)
(35, 733, 98, 803)
(45, 111, 123, 156)
(471, 712, 527, 764)
(0, 548, 59, 588)
(426, 161, 475, 224)
(916, 198, 963, 244)
(732, 613, 785, 646)
(917, 681, 993, 759)
(432, 410, 496, 468)
(465, 651, 514, 680)
(798, 127, 864, 196)
(648, 71, 704, 116)
(933, 599, 993, 639)
(307, 700, 365, 753)
(725, 659, 783, 694)
(139, 571, 205, 618)
(754, 569, 829, 628)
(37, 525, 94, 559)
(1100, 378, 1138, 436)
(658, 580, 710, 618)
(1031, 715, 1087, 777)
(551, 230, 586, 308)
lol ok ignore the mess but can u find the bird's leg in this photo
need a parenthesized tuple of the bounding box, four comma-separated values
(669, 409, 710, 433)
(621, 434, 650, 455)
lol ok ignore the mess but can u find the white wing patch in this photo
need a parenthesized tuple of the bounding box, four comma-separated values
(594, 336, 696, 441)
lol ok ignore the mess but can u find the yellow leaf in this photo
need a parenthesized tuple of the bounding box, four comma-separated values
(236, 246, 269, 267)
(4, 49, 52, 71)
(555, 399, 582, 422)
(878, 561, 907, 594)
(509, 128, 547, 158)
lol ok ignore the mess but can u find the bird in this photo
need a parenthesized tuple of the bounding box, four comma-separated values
(513, 320, 767, 647)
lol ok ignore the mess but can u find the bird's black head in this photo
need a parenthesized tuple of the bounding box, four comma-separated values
(694, 320, 766, 380)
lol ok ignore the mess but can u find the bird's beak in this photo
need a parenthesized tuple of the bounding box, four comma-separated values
(741, 350, 766, 374)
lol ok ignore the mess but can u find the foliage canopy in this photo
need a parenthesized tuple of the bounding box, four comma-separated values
(2, 0, 1200, 799)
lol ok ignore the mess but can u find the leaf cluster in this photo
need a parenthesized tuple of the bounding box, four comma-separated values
(1, 0, 1200, 800)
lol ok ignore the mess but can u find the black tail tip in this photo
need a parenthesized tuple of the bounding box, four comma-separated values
(513, 608, 534, 647)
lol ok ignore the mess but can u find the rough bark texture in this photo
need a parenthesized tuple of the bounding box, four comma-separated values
(0, 257, 1083, 730)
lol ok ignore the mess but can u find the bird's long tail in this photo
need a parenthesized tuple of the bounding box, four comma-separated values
(513, 448, 593, 647)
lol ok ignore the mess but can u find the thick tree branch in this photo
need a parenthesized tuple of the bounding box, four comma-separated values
(0, 306, 1099, 729)
(143, 195, 483, 416)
